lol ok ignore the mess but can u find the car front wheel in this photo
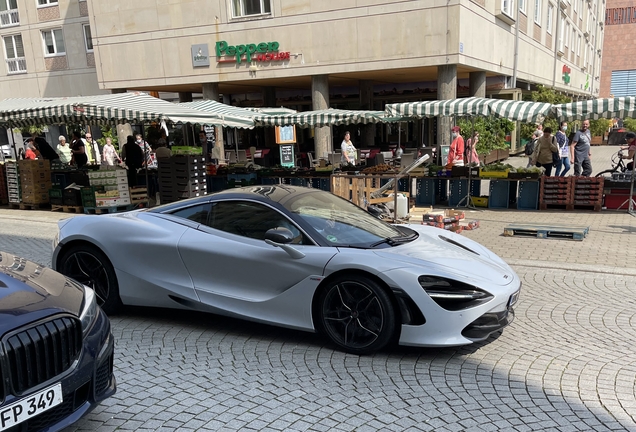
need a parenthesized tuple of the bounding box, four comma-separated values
(59, 244, 121, 314)
(317, 275, 396, 355)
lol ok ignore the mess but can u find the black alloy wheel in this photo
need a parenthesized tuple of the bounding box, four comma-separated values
(59, 245, 121, 314)
(317, 275, 396, 355)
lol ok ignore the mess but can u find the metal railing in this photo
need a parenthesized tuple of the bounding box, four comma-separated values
(6, 57, 26, 74)
(0, 9, 19, 27)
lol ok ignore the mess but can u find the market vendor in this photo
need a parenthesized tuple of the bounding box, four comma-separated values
(621, 132, 636, 171)
(447, 126, 464, 167)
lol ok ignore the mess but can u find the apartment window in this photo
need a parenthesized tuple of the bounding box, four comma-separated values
(502, 0, 515, 17)
(559, 17, 565, 51)
(574, 0, 578, 12)
(519, 0, 526, 13)
(83, 24, 93, 51)
(41, 29, 65, 55)
(547, 4, 554, 33)
(37, 0, 58, 6)
(571, 28, 576, 52)
(564, 23, 570, 47)
(232, 0, 271, 18)
(3, 34, 26, 73)
(534, 0, 541, 25)
(577, 34, 581, 56)
(0, 0, 19, 27)
(578, 0, 583, 14)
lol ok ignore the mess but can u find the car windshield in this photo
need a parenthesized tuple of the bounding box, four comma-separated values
(284, 191, 412, 247)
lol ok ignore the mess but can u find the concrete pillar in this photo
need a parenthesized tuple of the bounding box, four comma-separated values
(262, 87, 277, 148)
(178, 92, 193, 103)
(111, 90, 131, 147)
(469, 71, 486, 98)
(437, 65, 457, 158)
(359, 80, 375, 147)
(312, 75, 331, 159)
(202, 83, 223, 160)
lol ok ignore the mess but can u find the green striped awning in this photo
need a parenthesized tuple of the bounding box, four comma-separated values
(0, 92, 255, 128)
(385, 97, 551, 123)
(554, 97, 636, 121)
(385, 97, 492, 118)
(253, 108, 393, 128)
(179, 99, 295, 126)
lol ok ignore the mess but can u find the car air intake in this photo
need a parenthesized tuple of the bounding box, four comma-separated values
(6, 316, 82, 394)
(0, 364, 4, 403)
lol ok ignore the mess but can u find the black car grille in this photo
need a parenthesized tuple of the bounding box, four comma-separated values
(95, 352, 113, 396)
(5, 316, 82, 394)
(0, 363, 4, 403)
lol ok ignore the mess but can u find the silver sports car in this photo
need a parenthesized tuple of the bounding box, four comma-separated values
(52, 185, 520, 354)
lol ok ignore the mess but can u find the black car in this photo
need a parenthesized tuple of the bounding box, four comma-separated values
(0, 252, 115, 432)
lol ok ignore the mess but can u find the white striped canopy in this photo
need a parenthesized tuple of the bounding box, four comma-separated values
(385, 97, 552, 123)
(0, 92, 255, 128)
(253, 108, 394, 128)
(553, 97, 636, 121)
(179, 99, 296, 125)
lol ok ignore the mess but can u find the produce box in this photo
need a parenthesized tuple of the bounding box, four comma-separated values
(462, 220, 480, 230)
(472, 196, 488, 207)
(96, 197, 131, 208)
(423, 214, 458, 224)
(479, 169, 509, 178)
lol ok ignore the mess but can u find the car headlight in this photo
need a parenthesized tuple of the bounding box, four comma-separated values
(418, 276, 493, 311)
(80, 286, 98, 335)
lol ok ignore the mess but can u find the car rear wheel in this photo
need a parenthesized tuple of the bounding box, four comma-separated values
(317, 275, 396, 355)
(59, 245, 121, 314)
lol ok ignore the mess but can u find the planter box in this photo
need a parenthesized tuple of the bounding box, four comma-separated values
(508, 172, 540, 179)
(479, 169, 509, 179)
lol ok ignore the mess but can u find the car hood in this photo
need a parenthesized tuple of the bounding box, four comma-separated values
(373, 225, 515, 287)
(0, 252, 83, 336)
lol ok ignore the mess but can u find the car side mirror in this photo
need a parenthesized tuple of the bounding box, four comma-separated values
(265, 227, 294, 244)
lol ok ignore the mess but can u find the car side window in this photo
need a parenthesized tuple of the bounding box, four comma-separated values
(209, 201, 307, 244)
(171, 203, 212, 225)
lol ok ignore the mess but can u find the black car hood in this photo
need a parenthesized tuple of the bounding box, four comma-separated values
(0, 252, 84, 336)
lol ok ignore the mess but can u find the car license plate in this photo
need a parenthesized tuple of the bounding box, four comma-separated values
(508, 290, 520, 307)
(0, 383, 63, 431)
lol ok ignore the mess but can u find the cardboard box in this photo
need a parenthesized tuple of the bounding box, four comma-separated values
(96, 197, 131, 208)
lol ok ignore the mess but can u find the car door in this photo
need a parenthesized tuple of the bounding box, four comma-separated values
(176, 199, 338, 303)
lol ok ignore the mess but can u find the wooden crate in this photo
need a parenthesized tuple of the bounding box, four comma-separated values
(330, 174, 409, 208)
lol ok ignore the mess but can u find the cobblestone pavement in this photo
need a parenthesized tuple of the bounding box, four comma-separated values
(0, 187, 635, 431)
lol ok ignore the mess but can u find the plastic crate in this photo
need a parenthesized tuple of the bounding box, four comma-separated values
(472, 196, 489, 207)
(488, 180, 510, 209)
(80, 187, 97, 208)
(517, 180, 540, 210)
(415, 178, 437, 206)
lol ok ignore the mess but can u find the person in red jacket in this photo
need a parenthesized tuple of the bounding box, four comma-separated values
(447, 126, 465, 167)
(24, 139, 37, 159)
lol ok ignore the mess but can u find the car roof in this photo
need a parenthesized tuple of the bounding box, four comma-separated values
(148, 185, 324, 213)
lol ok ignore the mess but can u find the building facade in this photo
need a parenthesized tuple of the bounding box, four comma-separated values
(0, 0, 104, 97)
(599, 0, 636, 97)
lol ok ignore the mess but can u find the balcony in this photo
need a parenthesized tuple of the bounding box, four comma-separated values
(0, 8, 19, 27)
(6, 57, 26, 74)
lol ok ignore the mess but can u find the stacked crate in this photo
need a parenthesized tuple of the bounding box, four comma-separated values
(572, 177, 604, 211)
(5, 161, 20, 204)
(0, 164, 7, 205)
(88, 168, 131, 208)
(158, 156, 207, 204)
(19, 160, 51, 207)
(539, 177, 573, 210)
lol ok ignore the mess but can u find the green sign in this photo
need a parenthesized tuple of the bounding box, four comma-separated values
(216, 40, 280, 64)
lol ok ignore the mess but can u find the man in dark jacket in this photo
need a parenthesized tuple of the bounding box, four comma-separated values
(122, 135, 143, 186)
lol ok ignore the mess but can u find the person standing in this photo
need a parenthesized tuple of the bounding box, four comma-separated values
(122, 135, 143, 186)
(136, 134, 152, 167)
(526, 130, 542, 168)
(84, 132, 101, 165)
(531, 127, 559, 176)
(447, 126, 464, 167)
(570, 119, 592, 176)
(101, 138, 121, 166)
(56, 135, 72, 164)
(554, 121, 571, 176)
(340, 131, 357, 165)
(71, 131, 88, 168)
(465, 131, 480, 166)
(155, 140, 172, 159)
(24, 140, 37, 160)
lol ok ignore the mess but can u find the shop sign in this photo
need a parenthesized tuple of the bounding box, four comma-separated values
(605, 7, 636, 25)
(191, 44, 210, 67)
(562, 65, 571, 84)
(216, 40, 290, 64)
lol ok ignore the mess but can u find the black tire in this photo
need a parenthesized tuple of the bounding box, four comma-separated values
(59, 244, 121, 314)
(316, 275, 396, 355)
(595, 169, 617, 178)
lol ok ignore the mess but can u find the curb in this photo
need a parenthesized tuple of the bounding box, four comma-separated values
(506, 259, 636, 277)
